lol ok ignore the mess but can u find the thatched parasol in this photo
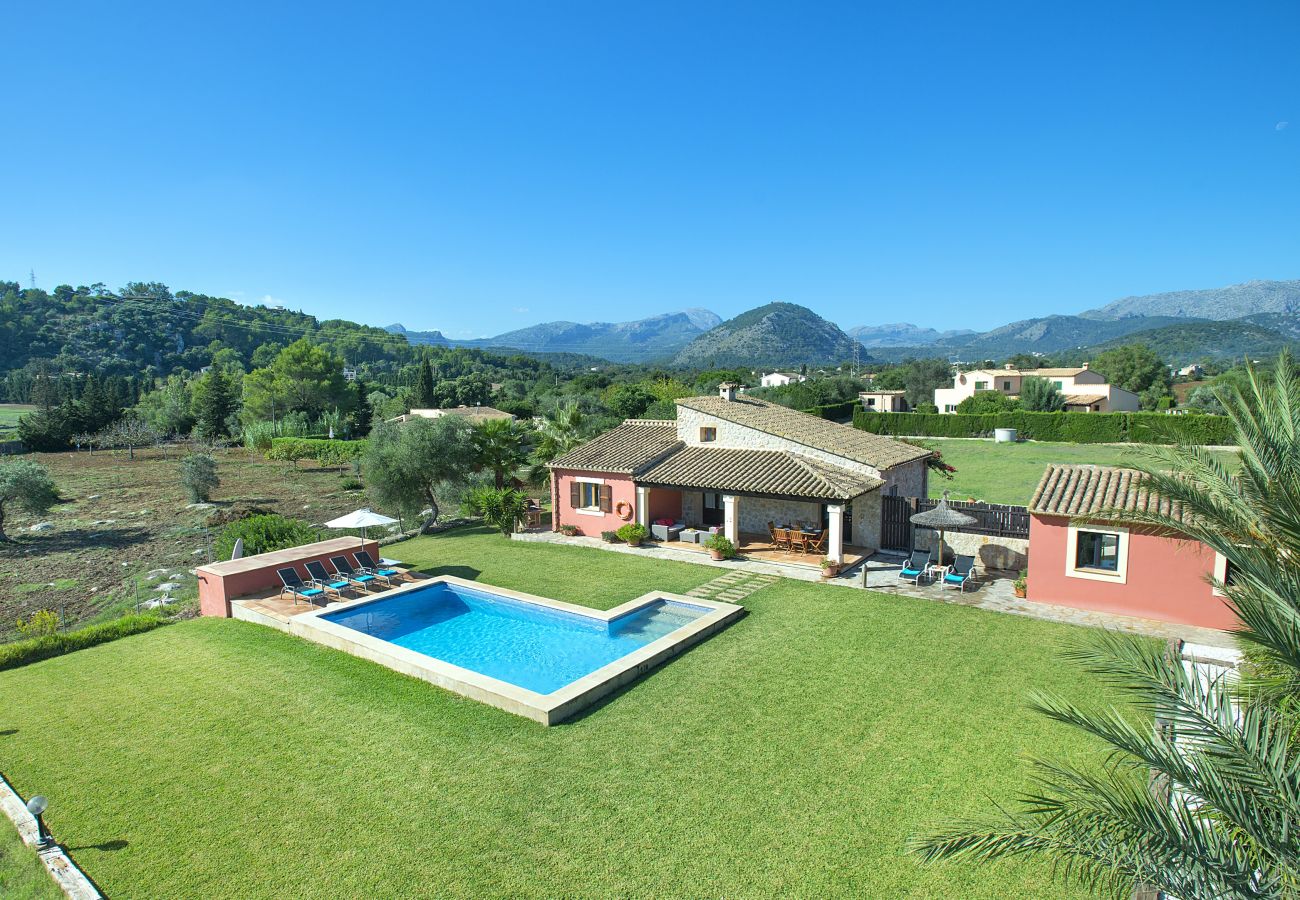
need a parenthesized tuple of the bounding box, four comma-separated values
(910, 491, 976, 565)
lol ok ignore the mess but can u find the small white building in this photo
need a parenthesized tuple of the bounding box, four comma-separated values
(760, 371, 806, 388)
(859, 390, 908, 412)
(934, 364, 1140, 413)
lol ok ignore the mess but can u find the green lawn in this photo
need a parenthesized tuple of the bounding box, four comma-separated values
(0, 527, 1118, 898)
(0, 823, 58, 900)
(925, 437, 1237, 506)
(0, 404, 34, 438)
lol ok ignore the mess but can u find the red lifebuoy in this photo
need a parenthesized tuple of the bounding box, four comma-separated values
(615, 501, 634, 520)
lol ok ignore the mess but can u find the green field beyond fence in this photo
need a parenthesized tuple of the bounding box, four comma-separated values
(853, 407, 1236, 445)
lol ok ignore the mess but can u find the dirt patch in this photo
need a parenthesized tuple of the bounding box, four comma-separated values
(0, 447, 383, 640)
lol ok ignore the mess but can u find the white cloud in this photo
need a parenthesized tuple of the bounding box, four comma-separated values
(1277, 121, 1289, 131)
(261, 294, 284, 306)
(512, 306, 530, 314)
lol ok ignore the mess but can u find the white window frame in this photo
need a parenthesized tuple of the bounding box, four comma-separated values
(573, 476, 605, 517)
(1212, 551, 1243, 597)
(1065, 524, 1129, 583)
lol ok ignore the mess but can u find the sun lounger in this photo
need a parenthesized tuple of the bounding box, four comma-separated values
(898, 550, 932, 585)
(942, 555, 978, 592)
(329, 556, 377, 591)
(353, 550, 400, 587)
(304, 560, 352, 599)
(277, 567, 325, 606)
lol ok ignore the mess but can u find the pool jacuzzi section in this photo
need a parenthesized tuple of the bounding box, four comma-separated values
(291, 576, 744, 725)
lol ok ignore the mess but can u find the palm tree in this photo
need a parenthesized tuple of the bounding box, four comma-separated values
(526, 401, 591, 485)
(913, 353, 1300, 899)
(470, 418, 531, 489)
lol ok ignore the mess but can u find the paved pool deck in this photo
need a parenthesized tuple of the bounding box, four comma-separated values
(512, 530, 1236, 650)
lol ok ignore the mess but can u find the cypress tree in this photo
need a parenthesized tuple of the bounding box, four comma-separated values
(415, 360, 435, 408)
(353, 379, 373, 436)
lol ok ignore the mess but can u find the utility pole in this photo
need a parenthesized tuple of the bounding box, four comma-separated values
(29, 269, 36, 290)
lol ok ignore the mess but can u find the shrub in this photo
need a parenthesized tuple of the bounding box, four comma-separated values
(559, 524, 580, 536)
(913, 401, 939, 414)
(600, 530, 620, 543)
(0, 458, 59, 542)
(616, 523, 649, 544)
(465, 485, 528, 537)
(0, 614, 167, 671)
(850, 408, 1236, 446)
(214, 514, 320, 559)
(179, 453, 220, 502)
(15, 608, 59, 638)
(703, 533, 736, 558)
(802, 399, 859, 421)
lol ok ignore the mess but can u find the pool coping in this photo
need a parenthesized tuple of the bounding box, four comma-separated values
(288, 575, 745, 725)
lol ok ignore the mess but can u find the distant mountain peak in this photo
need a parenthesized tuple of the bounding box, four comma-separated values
(672, 302, 865, 367)
(1083, 278, 1300, 320)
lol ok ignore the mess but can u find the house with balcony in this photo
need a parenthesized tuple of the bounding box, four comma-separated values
(547, 384, 932, 566)
(933, 364, 1140, 413)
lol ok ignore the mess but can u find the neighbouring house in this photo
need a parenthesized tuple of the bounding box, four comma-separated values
(933, 364, 1140, 414)
(547, 383, 933, 562)
(387, 406, 515, 424)
(760, 371, 806, 388)
(859, 390, 908, 412)
(1026, 464, 1236, 631)
(1177, 363, 1204, 378)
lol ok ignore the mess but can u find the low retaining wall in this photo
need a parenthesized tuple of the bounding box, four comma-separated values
(912, 530, 1028, 573)
(196, 537, 379, 617)
(0, 775, 103, 899)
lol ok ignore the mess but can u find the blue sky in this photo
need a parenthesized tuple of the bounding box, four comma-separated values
(3, 1, 1297, 338)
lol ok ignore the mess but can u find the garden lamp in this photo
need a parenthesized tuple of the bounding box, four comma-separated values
(26, 795, 52, 850)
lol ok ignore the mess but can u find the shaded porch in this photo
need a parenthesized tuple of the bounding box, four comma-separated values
(667, 531, 870, 569)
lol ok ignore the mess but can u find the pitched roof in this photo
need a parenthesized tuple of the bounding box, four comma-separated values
(1029, 464, 1188, 522)
(408, 406, 515, 422)
(967, 367, 1090, 378)
(547, 420, 681, 474)
(1061, 393, 1108, 406)
(675, 395, 931, 470)
(638, 447, 881, 500)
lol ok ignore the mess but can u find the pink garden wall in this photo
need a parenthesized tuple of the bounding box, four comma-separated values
(1027, 515, 1237, 631)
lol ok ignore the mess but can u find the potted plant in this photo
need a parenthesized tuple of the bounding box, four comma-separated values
(560, 524, 580, 537)
(703, 533, 736, 560)
(820, 558, 841, 578)
(616, 523, 649, 547)
(1013, 569, 1027, 598)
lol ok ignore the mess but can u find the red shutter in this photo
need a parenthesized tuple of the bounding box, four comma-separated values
(569, 480, 581, 508)
(599, 484, 613, 513)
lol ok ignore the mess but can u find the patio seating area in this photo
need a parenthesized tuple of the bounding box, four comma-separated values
(665, 531, 870, 569)
(233, 566, 429, 625)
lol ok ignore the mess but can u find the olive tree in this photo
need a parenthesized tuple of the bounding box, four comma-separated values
(0, 459, 59, 542)
(362, 417, 476, 533)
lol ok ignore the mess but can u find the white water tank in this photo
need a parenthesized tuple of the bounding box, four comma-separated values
(994, 428, 1017, 443)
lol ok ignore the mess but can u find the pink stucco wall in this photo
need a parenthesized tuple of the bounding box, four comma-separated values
(1028, 515, 1236, 630)
(647, 488, 683, 522)
(196, 537, 380, 618)
(552, 470, 637, 535)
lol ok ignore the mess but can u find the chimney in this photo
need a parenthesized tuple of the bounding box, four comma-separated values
(1004, 363, 1013, 370)
(1081, 363, 1089, 370)
(719, 382, 737, 402)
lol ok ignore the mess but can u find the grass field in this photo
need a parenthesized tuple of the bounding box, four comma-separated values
(0, 526, 1121, 898)
(923, 438, 1237, 506)
(0, 823, 58, 900)
(0, 404, 34, 439)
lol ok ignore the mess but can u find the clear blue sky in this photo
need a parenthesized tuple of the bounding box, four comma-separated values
(3, 1, 1297, 338)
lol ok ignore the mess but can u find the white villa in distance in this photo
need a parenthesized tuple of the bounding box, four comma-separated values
(759, 371, 806, 388)
(933, 364, 1140, 414)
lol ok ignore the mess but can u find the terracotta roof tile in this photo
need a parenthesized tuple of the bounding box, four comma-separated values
(1028, 464, 1189, 522)
(547, 420, 681, 474)
(638, 447, 882, 500)
(676, 395, 931, 470)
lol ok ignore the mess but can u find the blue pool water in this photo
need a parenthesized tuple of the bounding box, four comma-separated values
(321, 582, 710, 695)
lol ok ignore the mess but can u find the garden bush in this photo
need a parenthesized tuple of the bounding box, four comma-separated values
(616, 523, 649, 544)
(851, 408, 1236, 446)
(0, 613, 168, 671)
(179, 452, 220, 502)
(214, 513, 320, 559)
(802, 399, 859, 421)
(268, 437, 367, 466)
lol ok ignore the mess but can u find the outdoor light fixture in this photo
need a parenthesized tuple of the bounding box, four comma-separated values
(25, 795, 52, 850)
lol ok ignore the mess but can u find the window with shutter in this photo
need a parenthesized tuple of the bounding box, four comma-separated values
(569, 481, 581, 508)
(599, 485, 613, 513)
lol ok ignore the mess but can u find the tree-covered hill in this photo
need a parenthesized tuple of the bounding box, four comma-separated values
(671, 302, 867, 367)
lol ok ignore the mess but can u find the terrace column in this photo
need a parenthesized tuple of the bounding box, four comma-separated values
(826, 503, 844, 564)
(723, 494, 739, 546)
(635, 485, 650, 528)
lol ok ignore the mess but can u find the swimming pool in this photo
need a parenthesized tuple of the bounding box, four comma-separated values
(290, 576, 744, 724)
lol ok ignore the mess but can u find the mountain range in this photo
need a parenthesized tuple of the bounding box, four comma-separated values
(385, 278, 1300, 367)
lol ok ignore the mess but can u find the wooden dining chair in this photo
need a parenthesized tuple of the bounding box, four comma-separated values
(805, 531, 827, 555)
(772, 527, 792, 551)
(787, 530, 807, 553)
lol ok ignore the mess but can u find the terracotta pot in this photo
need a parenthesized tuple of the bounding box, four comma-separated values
(1013, 585, 1027, 599)
(627, 538, 642, 548)
(709, 549, 724, 560)
(821, 565, 840, 579)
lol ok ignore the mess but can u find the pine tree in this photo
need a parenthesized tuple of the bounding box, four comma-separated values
(192, 369, 235, 439)
(415, 360, 435, 409)
(353, 379, 373, 436)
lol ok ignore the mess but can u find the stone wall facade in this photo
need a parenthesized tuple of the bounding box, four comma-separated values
(912, 530, 1028, 573)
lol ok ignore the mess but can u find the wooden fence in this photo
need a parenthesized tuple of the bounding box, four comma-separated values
(881, 496, 1029, 551)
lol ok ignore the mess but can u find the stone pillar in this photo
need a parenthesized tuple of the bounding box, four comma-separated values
(722, 494, 739, 546)
(826, 503, 844, 563)
(636, 485, 650, 528)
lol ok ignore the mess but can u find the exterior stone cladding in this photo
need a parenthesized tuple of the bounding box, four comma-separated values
(913, 530, 1028, 573)
(672, 487, 881, 551)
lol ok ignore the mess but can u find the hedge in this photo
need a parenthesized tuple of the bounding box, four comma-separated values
(0, 614, 168, 671)
(851, 408, 1236, 446)
(267, 437, 367, 465)
(802, 400, 859, 421)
